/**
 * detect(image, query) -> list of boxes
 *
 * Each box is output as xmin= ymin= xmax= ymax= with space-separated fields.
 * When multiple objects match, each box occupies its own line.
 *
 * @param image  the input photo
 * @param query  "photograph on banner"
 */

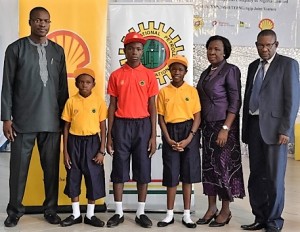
xmin=108 ymin=3 xmax=194 ymax=211
xmin=19 ymin=0 xmax=108 ymax=211
xmin=193 ymin=0 xmax=299 ymax=48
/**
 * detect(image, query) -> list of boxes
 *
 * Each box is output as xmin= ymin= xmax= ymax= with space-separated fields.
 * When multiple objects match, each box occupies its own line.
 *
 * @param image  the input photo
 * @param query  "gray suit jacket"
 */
xmin=242 ymin=53 xmax=300 ymax=144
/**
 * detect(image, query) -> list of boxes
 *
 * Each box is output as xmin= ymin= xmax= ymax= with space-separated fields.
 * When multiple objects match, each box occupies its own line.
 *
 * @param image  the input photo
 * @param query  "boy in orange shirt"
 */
xmin=106 ymin=32 xmax=159 ymax=228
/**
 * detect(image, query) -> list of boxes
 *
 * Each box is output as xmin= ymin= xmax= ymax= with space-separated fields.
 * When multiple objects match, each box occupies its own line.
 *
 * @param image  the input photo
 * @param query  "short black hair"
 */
xmin=257 ymin=29 xmax=277 ymax=41
xmin=206 ymin=35 xmax=232 ymax=60
xmin=29 ymin=7 xmax=50 ymax=19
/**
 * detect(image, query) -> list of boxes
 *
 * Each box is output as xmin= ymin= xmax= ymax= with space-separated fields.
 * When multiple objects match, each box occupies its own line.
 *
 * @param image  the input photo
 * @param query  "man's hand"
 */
xmin=3 ymin=120 xmax=17 ymax=142
xmin=278 ymin=134 xmax=289 ymax=145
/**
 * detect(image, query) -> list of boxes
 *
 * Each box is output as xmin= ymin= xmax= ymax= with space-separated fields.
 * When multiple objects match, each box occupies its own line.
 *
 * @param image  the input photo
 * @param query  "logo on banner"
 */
xmin=194 ymin=16 xmax=204 ymax=30
xmin=259 ymin=19 xmax=274 ymax=30
xmin=212 ymin=20 xmax=235 ymax=27
xmin=239 ymin=21 xmax=251 ymax=29
xmin=119 ymin=22 xmax=184 ymax=86
xmin=48 ymin=30 xmax=91 ymax=78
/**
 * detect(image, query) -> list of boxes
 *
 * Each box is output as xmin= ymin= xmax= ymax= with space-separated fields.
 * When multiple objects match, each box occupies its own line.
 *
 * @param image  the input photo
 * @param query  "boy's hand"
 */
xmin=176 ymin=136 xmax=192 ymax=151
xmin=63 ymin=152 xmax=72 ymax=169
xmin=106 ymin=135 xmax=114 ymax=156
xmin=148 ymin=137 xmax=156 ymax=158
xmin=92 ymin=152 xmax=105 ymax=165
xmin=172 ymin=142 xmax=185 ymax=152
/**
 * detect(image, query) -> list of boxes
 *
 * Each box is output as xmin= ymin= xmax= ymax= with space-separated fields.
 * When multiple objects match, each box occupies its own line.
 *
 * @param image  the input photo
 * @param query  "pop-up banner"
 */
xmin=19 ymin=0 xmax=108 ymax=212
xmin=108 ymin=3 xmax=194 ymax=212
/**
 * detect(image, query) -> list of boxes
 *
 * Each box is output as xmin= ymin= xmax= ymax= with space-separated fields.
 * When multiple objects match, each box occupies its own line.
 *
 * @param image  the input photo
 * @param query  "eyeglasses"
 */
xmin=256 ymin=41 xmax=277 ymax=50
xmin=31 ymin=18 xmax=51 ymax=24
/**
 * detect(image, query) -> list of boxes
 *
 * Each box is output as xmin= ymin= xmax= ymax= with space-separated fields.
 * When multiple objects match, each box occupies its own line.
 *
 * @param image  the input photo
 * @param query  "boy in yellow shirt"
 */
xmin=60 ymin=68 xmax=107 ymax=227
xmin=157 ymin=55 xmax=201 ymax=228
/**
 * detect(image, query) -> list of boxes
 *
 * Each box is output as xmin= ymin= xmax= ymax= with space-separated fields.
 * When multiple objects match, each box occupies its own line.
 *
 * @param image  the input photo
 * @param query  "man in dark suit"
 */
xmin=242 ymin=29 xmax=299 ymax=232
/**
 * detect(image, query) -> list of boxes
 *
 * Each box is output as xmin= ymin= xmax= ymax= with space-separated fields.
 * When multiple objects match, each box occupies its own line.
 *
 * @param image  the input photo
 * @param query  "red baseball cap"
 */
xmin=123 ymin=32 xmax=146 ymax=45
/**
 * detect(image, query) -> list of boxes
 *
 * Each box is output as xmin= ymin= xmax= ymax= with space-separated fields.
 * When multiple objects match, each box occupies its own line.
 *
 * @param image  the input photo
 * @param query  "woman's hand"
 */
xmin=216 ymin=129 xmax=228 ymax=147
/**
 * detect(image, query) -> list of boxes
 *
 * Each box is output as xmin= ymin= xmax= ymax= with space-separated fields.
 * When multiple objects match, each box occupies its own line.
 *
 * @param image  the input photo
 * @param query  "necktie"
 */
xmin=249 ymin=60 xmax=266 ymax=113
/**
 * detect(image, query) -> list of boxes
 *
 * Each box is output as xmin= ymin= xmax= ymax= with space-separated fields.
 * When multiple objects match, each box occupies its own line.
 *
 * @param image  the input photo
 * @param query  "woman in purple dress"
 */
xmin=196 ymin=35 xmax=245 ymax=227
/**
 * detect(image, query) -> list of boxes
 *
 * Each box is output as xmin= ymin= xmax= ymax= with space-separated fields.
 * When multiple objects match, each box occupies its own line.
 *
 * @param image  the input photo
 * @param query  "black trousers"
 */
xmin=247 ymin=115 xmax=287 ymax=229
xmin=7 ymin=132 xmax=61 ymax=218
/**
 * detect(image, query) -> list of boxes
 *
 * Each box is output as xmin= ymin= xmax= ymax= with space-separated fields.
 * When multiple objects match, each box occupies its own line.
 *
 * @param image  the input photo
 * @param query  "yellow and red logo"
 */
xmin=259 ymin=19 xmax=274 ymax=30
xmin=48 ymin=30 xmax=90 ymax=78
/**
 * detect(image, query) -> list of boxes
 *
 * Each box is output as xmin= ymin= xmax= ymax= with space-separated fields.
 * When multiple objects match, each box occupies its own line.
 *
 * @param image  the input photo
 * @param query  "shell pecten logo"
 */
xmin=259 ymin=19 xmax=274 ymax=30
xmin=48 ymin=30 xmax=90 ymax=78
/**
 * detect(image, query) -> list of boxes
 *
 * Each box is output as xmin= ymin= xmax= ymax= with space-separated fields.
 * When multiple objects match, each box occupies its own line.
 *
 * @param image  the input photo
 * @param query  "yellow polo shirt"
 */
xmin=157 ymin=82 xmax=201 ymax=123
xmin=61 ymin=92 xmax=107 ymax=136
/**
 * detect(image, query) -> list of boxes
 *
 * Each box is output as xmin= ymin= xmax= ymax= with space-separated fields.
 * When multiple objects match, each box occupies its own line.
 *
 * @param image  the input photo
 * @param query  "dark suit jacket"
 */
xmin=242 ymin=53 xmax=300 ymax=144
xmin=197 ymin=62 xmax=241 ymax=122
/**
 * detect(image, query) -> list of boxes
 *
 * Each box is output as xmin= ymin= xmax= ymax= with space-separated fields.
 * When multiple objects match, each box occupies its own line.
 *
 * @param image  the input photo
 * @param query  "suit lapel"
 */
xmin=246 ymin=60 xmax=260 ymax=98
xmin=261 ymin=53 xmax=279 ymax=89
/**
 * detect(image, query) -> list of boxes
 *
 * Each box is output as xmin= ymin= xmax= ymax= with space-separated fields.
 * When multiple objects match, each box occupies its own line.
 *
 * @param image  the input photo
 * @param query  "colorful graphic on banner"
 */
xmin=19 ymin=0 xmax=107 ymax=210
xmin=117 ymin=23 xmax=186 ymax=86
xmin=194 ymin=0 xmax=300 ymax=48
xmin=108 ymin=3 xmax=194 ymax=211
xmin=109 ymin=4 xmax=193 ymax=88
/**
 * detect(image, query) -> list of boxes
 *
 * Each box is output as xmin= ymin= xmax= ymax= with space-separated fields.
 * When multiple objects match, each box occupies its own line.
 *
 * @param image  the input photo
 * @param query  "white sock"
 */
xmin=162 ymin=209 xmax=174 ymax=222
xmin=86 ymin=204 xmax=95 ymax=219
xmin=136 ymin=202 xmax=145 ymax=217
xmin=183 ymin=209 xmax=193 ymax=223
xmin=115 ymin=201 xmax=123 ymax=217
xmin=72 ymin=202 xmax=80 ymax=219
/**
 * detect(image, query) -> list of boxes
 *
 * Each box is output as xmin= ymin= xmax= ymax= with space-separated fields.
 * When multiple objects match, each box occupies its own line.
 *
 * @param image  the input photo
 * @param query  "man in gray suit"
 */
xmin=241 ymin=29 xmax=299 ymax=232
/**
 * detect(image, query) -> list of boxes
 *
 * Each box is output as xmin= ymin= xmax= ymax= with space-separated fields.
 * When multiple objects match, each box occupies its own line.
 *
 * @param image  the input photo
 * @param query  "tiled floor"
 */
xmin=0 ymin=151 xmax=299 ymax=231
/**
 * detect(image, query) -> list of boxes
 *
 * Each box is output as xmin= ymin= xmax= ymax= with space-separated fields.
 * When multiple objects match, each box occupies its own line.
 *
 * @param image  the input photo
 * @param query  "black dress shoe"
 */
xmin=135 ymin=214 xmax=152 ymax=228
xmin=241 ymin=222 xmax=266 ymax=230
xmin=107 ymin=214 xmax=124 ymax=227
xmin=4 ymin=215 xmax=20 ymax=227
xmin=84 ymin=215 xmax=105 ymax=227
xmin=209 ymin=212 xmax=232 ymax=227
xmin=60 ymin=215 xmax=82 ymax=227
xmin=182 ymin=219 xmax=197 ymax=228
xmin=196 ymin=209 xmax=219 ymax=225
xmin=157 ymin=218 xmax=174 ymax=227
xmin=44 ymin=213 xmax=61 ymax=224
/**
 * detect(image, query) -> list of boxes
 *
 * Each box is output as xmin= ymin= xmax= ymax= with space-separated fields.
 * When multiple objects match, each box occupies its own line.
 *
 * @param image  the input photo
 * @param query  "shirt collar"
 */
xmin=123 ymin=62 xmax=144 ymax=71
xmin=260 ymin=52 xmax=276 ymax=64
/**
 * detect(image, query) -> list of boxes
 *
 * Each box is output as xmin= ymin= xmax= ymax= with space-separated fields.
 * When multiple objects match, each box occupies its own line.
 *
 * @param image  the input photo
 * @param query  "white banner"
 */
xmin=0 ymin=0 xmax=18 ymax=146
xmin=194 ymin=0 xmax=300 ymax=48
xmin=108 ymin=3 xmax=194 ymax=211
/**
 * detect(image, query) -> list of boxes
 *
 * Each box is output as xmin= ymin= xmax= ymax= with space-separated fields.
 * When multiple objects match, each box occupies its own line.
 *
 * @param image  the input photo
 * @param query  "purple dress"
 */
xmin=197 ymin=61 xmax=245 ymax=201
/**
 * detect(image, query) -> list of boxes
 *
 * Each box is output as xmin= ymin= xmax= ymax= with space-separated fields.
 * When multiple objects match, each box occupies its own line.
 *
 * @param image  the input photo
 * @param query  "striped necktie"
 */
xmin=249 ymin=60 xmax=267 ymax=113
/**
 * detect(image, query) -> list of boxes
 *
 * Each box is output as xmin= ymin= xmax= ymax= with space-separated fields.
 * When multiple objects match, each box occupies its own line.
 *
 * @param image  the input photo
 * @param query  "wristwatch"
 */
xmin=98 ymin=151 xmax=106 ymax=156
xmin=222 ymin=125 xmax=230 ymax=131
